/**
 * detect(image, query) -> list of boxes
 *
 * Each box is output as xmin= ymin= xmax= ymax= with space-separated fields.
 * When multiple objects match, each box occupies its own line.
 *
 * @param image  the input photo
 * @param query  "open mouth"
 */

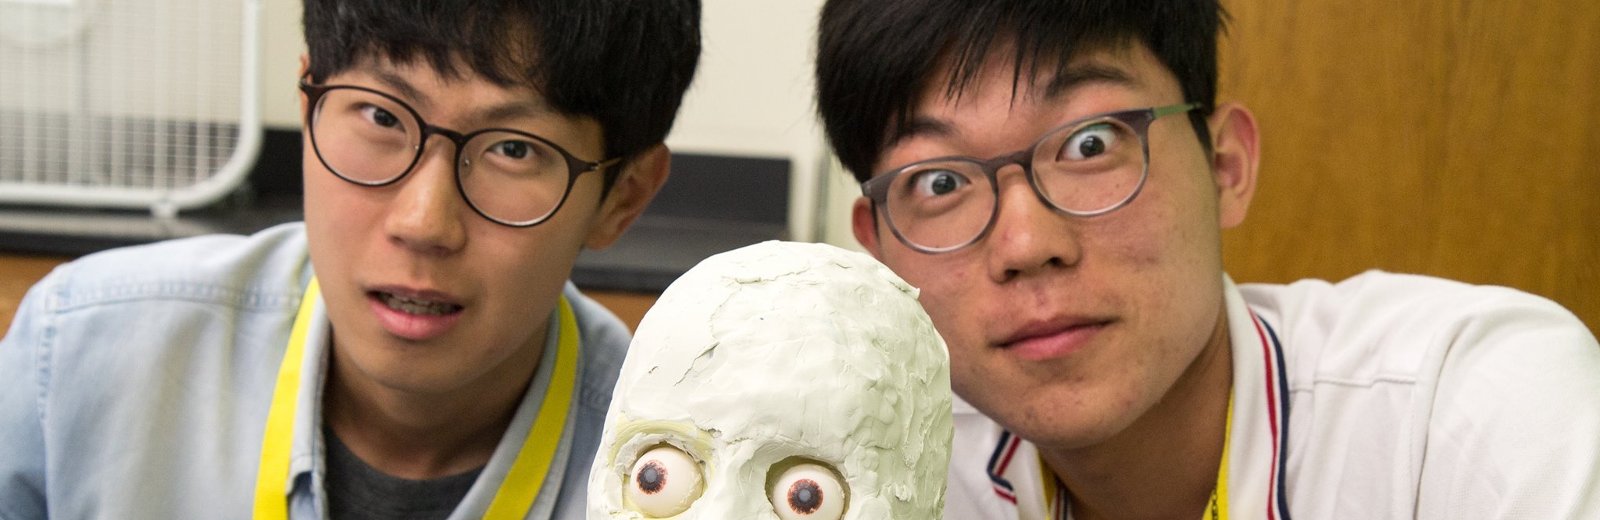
xmin=373 ymin=291 xmax=463 ymax=316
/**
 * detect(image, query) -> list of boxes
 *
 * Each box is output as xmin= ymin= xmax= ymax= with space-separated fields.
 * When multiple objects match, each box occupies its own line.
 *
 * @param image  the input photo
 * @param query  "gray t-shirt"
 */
xmin=324 ymin=426 xmax=483 ymax=520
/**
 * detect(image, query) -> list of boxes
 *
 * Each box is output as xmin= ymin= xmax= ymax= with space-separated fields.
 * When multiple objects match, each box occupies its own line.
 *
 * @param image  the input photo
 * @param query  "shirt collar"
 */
xmin=1222 ymin=275 xmax=1294 ymax=519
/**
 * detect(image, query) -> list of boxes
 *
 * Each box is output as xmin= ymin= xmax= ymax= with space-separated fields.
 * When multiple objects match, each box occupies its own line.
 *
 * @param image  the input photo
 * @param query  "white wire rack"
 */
xmin=0 ymin=0 xmax=261 ymax=218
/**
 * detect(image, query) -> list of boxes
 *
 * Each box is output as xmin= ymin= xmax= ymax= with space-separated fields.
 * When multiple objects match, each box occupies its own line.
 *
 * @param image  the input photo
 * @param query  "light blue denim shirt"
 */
xmin=0 ymin=223 xmax=630 ymax=519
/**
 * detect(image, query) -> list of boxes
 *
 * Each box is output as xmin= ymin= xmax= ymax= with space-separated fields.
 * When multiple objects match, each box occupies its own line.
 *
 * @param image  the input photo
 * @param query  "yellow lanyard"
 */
xmin=1043 ymin=397 xmax=1233 ymax=520
xmin=1209 ymin=396 xmax=1233 ymax=520
xmin=252 ymin=278 xmax=581 ymax=519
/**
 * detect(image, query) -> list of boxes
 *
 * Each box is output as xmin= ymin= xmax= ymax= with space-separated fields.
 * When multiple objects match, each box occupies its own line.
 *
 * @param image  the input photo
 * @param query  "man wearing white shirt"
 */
xmin=814 ymin=0 xmax=1600 ymax=518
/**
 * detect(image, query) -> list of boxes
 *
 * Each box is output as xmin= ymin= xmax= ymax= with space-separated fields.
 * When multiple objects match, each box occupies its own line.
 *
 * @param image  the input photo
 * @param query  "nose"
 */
xmin=383 ymin=137 xmax=468 ymax=255
xmin=985 ymin=164 xmax=1083 ymax=283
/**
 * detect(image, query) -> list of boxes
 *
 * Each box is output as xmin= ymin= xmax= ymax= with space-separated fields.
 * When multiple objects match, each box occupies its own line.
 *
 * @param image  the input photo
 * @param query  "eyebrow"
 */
xmin=372 ymin=70 xmax=427 ymax=106
xmin=1042 ymin=62 xmax=1140 ymax=99
xmin=369 ymin=68 xmax=554 ymax=124
xmin=889 ymin=62 xmax=1142 ymax=145
xmin=473 ymin=101 xmax=552 ymax=123
xmin=894 ymin=117 xmax=956 ymax=143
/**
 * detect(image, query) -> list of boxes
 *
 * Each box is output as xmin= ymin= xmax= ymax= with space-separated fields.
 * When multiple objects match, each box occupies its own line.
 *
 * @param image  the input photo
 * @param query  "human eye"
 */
xmin=625 ymin=445 xmax=704 ymax=517
xmin=768 ymin=461 xmax=846 ymax=520
xmin=1058 ymin=122 xmax=1122 ymax=161
xmin=470 ymin=133 xmax=563 ymax=180
xmin=358 ymin=104 xmax=404 ymax=130
xmin=907 ymin=168 xmax=970 ymax=198
xmin=487 ymin=139 xmax=537 ymax=161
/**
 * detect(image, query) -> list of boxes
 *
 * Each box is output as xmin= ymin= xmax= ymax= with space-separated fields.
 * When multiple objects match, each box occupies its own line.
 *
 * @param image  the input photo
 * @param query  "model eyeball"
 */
xmin=626 ymin=445 xmax=703 ymax=517
xmin=769 ymin=462 xmax=846 ymax=520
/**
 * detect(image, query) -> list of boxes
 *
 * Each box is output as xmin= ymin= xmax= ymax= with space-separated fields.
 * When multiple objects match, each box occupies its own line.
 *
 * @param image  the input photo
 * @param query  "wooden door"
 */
xmin=1219 ymin=1 xmax=1599 ymax=334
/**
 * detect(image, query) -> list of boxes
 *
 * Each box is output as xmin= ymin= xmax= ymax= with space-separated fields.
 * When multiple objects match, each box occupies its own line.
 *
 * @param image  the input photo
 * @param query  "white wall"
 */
xmin=2 ymin=0 xmax=256 ymax=121
xmin=257 ymin=0 xmax=858 ymax=248
xmin=259 ymin=0 xmax=303 ymax=129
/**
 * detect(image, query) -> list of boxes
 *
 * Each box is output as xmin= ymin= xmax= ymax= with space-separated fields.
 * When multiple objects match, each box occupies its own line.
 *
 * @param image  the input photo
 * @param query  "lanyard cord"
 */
xmin=252 ymin=279 xmax=579 ymax=519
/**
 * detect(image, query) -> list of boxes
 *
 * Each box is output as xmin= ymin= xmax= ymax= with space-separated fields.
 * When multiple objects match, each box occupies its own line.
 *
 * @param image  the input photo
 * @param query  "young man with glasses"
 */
xmin=816 ymin=0 xmax=1600 ymax=518
xmin=0 ymin=1 xmax=698 ymax=518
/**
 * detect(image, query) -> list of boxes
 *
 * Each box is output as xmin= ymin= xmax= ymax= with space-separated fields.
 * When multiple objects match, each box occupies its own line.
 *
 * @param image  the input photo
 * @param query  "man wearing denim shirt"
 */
xmin=0 ymin=1 xmax=699 ymax=518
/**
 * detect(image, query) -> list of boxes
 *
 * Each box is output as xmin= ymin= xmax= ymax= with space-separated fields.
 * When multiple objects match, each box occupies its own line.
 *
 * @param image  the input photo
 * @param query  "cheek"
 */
xmin=303 ymin=162 xmax=382 ymax=233
xmin=303 ymin=188 xmax=353 ymax=266
xmin=877 ymin=252 xmax=974 ymax=325
xmin=477 ymin=242 xmax=549 ymax=294
xmin=304 ymin=188 xmax=384 ymax=278
xmin=471 ymin=230 xmax=577 ymax=319
xmin=1095 ymin=171 xmax=1223 ymax=274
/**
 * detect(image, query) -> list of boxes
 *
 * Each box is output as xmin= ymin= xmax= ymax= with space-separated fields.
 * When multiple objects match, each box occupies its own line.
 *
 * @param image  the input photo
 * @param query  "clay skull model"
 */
xmin=587 ymin=241 xmax=952 ymax=519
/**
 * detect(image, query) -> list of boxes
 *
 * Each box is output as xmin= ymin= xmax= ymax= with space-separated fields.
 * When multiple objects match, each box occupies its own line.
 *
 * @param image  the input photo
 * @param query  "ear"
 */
xmin=297 ymin=54 xmax=311 ymax=116
xmin=585 ymin=144 xmax=671 ymax=249
xmin=1207 ymin=102 xmax=1260 ymax=229
xmin=851 ymin=196 xmax=884 ymax=256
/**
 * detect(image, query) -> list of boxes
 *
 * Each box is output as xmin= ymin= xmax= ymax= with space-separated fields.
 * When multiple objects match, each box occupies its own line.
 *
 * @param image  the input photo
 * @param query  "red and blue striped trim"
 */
xmin=1250 ymin=310 xmax=1293 ymax=520
xmin=986 ymin=430 xmax=1023 ymax=503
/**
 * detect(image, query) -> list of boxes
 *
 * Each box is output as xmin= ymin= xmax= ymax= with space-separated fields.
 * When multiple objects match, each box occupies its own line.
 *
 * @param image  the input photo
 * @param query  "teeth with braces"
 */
xmin=380 ymin=293 xmax=461 ymax=316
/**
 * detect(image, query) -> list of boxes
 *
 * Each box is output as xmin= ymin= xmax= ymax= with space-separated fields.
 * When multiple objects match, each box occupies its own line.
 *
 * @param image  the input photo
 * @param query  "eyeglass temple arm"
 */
xmin=589 ymin=157 xmax=624 ymax=172
xmin=1153 ymin=102 xmax=1203 ymax=118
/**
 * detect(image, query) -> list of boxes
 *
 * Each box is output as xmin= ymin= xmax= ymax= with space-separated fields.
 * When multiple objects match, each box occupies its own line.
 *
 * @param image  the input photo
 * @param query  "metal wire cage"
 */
xmin=0 ymin=0 xmax=261 ymax=218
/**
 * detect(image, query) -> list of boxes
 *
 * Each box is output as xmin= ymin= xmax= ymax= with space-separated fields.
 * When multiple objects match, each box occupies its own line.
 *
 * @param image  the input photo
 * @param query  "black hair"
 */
xmin=816 ymin=0 xmax=1225 ymax=182
xmin=303 ymin=0 xmax=701 ymax=183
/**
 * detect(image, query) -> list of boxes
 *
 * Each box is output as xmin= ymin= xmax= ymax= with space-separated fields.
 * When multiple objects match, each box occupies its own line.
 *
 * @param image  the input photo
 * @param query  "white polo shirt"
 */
xmin=945 ymin=271 xmax=1600 ymax=519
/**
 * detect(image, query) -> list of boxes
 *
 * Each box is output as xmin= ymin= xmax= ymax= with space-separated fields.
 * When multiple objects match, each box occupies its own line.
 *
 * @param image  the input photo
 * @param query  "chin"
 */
xmin=346 ymin=350 xmax=465 ymax=393
xmin=994 ymin=387 xmax=1137 ymax=448
xmin=1016 ymin=414 xmax=1128 ymax=450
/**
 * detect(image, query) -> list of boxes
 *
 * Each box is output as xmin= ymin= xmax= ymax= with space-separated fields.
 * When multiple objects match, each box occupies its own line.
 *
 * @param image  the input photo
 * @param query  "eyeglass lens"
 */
xmin=880 ymin=115 xmax=1146 ymax=251
xmin=309 ymin=88 xmax=574 ymax=225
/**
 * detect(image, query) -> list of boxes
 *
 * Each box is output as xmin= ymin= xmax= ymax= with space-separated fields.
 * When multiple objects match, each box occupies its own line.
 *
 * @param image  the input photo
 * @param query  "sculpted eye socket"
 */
xmin=626 ymin=445 xmax=703 ymax=517
xmin=768 ymin=462 xmax=847 ymax=520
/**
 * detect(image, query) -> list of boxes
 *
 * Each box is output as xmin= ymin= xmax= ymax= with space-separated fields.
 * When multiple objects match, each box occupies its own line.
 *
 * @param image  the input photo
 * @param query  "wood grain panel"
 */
xmin=0 ymin=255 xmax=67 ymax=332
xmin=1218 ymin=0 xmax=1599 ymax=333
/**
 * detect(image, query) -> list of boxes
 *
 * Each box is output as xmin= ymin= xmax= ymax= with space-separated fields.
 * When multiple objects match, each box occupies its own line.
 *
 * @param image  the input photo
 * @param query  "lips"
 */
xmin=996 ymin=317 xmax=1114 ymax=362
xmin=376 ymin=291 xmax=463 ymax=316
xmin=365 ymin=286 xmax=465 ymax=341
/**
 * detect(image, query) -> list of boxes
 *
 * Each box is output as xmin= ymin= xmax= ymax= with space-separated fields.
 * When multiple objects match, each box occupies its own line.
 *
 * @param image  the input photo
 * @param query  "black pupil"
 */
xmin=1077 ymin=135 xmax=1105 ymax=157
xmin=930 ymin=173 xmax=958 ymax=195
xmin=787 ymin=479 xmax=823 ymax=514
xmin=373 ymin=108 xmax=399 ymax=128
xmin=497 ymin=142 xmax=529 ymax=159
xmin=637 ymin=461 xmax=665 ymax=494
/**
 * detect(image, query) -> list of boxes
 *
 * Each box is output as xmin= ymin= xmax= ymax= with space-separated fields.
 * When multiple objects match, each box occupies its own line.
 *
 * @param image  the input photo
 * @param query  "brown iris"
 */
xmin=787 ymin=478 xmax=824 ymax=513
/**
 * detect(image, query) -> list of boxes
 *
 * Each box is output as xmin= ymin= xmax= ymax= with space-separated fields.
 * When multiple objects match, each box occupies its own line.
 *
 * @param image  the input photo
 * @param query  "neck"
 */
xmin=323 ymin=335 xmax=546 ymax=480
xmin=1042 ymin=302 xmax=1234 ymax=520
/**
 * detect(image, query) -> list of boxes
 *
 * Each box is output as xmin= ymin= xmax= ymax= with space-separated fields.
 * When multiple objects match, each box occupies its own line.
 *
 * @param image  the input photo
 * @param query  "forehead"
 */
xmin=327 ymin=54 xmax=547 ymax=109
xmin=912 ymin=42 xmax=1181 ymax=124
xmin=624 ymin=328 xmax=892 ymax=442
xmin=616 ymin=243 xmax=939 ymax=435
xmin=872 ymin=43 xmax=1181 ymax=172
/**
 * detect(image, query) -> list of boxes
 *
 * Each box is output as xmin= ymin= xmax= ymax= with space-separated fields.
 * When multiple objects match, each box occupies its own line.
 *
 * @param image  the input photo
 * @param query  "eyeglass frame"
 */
xmin=298 ymin=75 xmax=622 ymax=228
xmin=860 ymin=102 xmax=1202 ymax=254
